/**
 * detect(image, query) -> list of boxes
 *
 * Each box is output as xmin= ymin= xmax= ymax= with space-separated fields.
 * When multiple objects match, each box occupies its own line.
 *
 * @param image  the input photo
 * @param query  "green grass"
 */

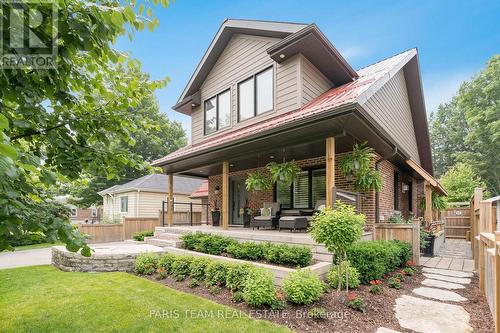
xmin=14 ymin=242 xmax=63 ymax=251
xmin=0 ymin=266 xmax=290 ymax=333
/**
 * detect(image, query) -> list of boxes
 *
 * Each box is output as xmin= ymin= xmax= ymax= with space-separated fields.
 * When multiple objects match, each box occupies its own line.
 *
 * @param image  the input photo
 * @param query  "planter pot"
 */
xmin=211 ymin=211 xmax=220 ymax=226
xmin=243 ymin=212 xmax=251 ymax=228
xmin=422 ymin=233 xmax=445 ymax=257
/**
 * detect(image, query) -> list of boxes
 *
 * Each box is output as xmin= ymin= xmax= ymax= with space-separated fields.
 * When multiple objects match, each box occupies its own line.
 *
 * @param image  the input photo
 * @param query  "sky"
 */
xmin=116 ymin=0 xmax=500 ymax=141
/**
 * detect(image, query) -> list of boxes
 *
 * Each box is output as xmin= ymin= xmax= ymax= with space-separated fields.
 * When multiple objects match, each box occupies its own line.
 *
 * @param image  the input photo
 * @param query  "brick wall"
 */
xmin=207 ymin=153 xmax=419 ymax=228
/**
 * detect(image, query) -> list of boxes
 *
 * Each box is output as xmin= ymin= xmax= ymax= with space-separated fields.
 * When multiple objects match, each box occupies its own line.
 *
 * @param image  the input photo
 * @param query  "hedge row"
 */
xmin=181 ymin=232 xmax=312 ymax=268
xmin=134 ymin=252 xmax=325 ymax=308
xmin=347 ymin=240 xmax=412 ymax=283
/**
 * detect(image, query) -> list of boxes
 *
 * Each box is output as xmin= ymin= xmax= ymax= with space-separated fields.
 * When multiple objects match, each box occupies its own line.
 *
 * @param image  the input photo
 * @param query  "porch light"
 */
xmin=191 ymin=103 xmax=196 ymax=107
xmin=269 ymin=155 xmax=274 ymax=159
xmin=230 ymin=163 xmax=234 ymax=167
xmin=214 ymin=186 xmax=220 ymax=195
xmin=279 ymin=54 xmax=286 ymax=59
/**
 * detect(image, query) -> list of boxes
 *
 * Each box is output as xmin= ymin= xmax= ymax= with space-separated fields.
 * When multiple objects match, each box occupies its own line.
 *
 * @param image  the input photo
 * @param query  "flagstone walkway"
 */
xmin=377 ymin=239 xmax=477 ymax=333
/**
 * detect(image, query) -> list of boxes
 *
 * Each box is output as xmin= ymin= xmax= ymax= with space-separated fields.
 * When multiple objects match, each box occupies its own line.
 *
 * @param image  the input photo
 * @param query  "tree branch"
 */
xmin=10 ymin=122 xmax=68 ymax=140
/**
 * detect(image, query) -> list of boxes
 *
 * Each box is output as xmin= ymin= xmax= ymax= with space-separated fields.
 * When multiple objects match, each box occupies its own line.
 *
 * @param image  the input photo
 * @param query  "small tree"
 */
xmin=440 ymin=162 xmax=487 ymax=202
xmin=309 ymin=202 xmax=365 ymax=292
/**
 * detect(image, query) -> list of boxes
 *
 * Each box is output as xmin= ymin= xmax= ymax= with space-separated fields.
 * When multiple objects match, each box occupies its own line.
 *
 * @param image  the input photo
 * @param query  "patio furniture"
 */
xmin=279 ymin=216 xmax=308 ymax=232
xmin=250 ymin=202 xmax=281 ymax=230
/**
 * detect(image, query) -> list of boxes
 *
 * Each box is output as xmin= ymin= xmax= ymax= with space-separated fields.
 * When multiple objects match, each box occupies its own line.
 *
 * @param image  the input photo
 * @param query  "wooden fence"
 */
xmin=444 ymin=207 xmax=471 ymax=239
xmin=78 ymin=224 xmax=124 ymax=243
xmin=122 ymin=217 xmax=160 ymax=240
xmin=470 ymin=188 xmax=500 ymax=333
xmin=374 ymin=219 xmax=420 ymax=265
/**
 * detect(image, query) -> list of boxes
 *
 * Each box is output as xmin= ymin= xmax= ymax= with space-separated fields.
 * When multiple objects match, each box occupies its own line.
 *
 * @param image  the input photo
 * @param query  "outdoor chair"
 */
xmin=250 ymin=202 xmax=281 ymax=230
xmin=278 ymin=216 xmax=308 ymax=232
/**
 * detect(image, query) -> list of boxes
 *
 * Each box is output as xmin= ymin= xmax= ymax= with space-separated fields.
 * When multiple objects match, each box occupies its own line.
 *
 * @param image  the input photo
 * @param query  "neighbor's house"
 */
xmin=98 ymin=174 xmax=205 ymax=221
xmin=153 ymin=19 xmax=446 ymax=229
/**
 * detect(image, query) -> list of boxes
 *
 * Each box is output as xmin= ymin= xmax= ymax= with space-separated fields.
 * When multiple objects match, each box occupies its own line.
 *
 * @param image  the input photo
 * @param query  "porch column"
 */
xmin=424 ymin=181 xmax=432 ymax=225
xmin=326 ymin=137 xmax=336 ymax=207
xmin=168 ymin=173 xmax=174 ymax=226
xmin=222 ymin=161 xmax=229 ymax=230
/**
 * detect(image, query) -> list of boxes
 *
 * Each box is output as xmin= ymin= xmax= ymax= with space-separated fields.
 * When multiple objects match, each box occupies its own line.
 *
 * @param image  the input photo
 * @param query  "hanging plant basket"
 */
xmin=266 ymin=161 xmax=301 ymax=186
xmin=245 ymin=171 xmax=272 ymax=192
xmin=340 ymin=142 xmax=382 ymax=192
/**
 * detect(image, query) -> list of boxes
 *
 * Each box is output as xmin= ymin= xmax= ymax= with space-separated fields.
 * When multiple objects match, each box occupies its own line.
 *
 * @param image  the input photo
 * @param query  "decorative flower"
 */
xmin=347 ymin=292 xmax=357 ymax=301
xmin=406 ymin=261 xmax=415 ymax=267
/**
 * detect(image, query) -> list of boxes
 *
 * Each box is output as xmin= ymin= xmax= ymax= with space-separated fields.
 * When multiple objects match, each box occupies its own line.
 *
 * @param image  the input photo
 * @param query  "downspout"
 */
xmin=375 ymin=148 xmax=398 ymax=223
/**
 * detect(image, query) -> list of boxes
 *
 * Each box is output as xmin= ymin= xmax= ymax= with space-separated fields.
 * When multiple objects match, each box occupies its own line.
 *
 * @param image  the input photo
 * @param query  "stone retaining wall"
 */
xmin=51 ymin=245 xmax=165 ymax=272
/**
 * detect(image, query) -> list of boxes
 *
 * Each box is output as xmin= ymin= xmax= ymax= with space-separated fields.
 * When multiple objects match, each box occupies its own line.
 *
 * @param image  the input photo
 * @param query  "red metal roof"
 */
xmin=190 ymin=181 xmax=208 ymax=198
xmin=154 ymin=49 xmax=415 ymax=166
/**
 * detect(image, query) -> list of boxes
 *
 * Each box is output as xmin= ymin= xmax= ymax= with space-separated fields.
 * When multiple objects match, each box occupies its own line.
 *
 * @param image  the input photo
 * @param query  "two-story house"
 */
xmin=153 ymin=19 xmax=446 ymax=230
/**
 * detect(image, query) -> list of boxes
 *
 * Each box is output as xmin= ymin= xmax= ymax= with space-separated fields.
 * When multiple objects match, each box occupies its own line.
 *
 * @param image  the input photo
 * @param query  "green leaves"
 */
xmin=0 ymin=143 xmax=17 ymax=159
xmin=0 ymin=114 xmax=9 ymax=130
xmin=339 ymin=143 xmax=382 ymax=192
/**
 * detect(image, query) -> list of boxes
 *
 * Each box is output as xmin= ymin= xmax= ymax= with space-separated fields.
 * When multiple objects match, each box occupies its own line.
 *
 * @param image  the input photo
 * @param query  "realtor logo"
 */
xmin=0 ymin=0 xmax=57 ymax=69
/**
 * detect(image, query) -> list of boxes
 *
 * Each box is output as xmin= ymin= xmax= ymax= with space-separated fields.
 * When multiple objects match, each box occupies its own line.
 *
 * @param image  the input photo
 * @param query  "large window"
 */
xmin=238 ymin=67 xmax=273 ymax=121
xmin=276 ymin=168 xmax=326 ymax=209
xmin=204 ymin=89 xmax=231 ymax=135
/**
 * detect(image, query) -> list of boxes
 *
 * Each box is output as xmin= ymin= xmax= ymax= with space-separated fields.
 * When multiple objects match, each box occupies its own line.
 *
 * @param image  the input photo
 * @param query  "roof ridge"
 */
xmin=356 ymin=47 xmax=416 ymax=73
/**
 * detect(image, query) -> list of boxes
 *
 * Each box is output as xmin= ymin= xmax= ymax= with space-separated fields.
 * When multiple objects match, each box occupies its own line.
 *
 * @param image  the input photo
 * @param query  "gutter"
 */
xmin=375 ymin=148 xmax=398 ymax=224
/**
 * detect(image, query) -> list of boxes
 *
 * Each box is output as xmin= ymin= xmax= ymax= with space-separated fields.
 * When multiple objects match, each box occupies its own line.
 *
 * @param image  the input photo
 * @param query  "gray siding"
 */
xmin=300 ymin=55 xmax=333 ymax=105
xmin=363 ymin=70 xmax=421 ymax=164
xmin=191 ymin=34 xmax=302 ymax=144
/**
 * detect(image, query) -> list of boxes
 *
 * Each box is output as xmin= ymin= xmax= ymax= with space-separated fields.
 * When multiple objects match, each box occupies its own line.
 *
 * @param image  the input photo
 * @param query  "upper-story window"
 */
xmin=238 ymin=67 xmax=273 ymax=122
xmin=204 ymin=89 xmax=231 ymax=135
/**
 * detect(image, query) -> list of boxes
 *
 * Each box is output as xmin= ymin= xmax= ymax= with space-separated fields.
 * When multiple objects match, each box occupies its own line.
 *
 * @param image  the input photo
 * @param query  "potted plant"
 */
xmin=339 ymin=143 xmax=382 ymax=192
xmin=239 ymin=204 xmax=253 ymax=227
xmin=211 ymin=208 xmax=221 ymax=226
xmin=266 ymin=160 xmax=301 ymax=186
xmin=245 ymin=171 xmax=272 ymax=192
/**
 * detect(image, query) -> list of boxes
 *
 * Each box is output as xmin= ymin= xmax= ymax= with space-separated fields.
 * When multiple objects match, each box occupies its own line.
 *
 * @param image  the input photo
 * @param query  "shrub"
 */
xmin=264 ymin=243 xmax=312 ymax=268
xmin=205 ymin=261 xmax=230 ymax=287
xmin=326 ymin=261 xmax=360 ymax=289
xmin=393 ymin=272 xmax=405 ymax=282
xmin=156 ymin=267 xmax=168 ymax=280
xmin=403 ymin=267 xmax=415 ymax=276
xmin=226 ymin=242 xmax=264 ymax=261
xmin=226 ymin=263 xmax=254 ymax=292
xmin=188 ymin=280 xmax=200 ymax=288
xmin=231 ymin=291 xmax=244 ymax=303
xmin=9 ymin=232 xmax=47 ymax=247
xmin=134 ymin=252 xmax=159 ymax=275
xmin=347 ymin=240 xmax=412 ymax=284
xmin=388 ymin=277 xmax=401 ymax=289
xmin=208 ymin=285 xmax=222 ymax=295
xmin=269 ymin=298 xmax=287 ymax=310
xmin=347 ymin=293 xmax=365 ymax=312
xmin=243 ymin=269 xmax=276 ymax=307
xmin=282 ymin=269 xmax=325 ymax=305
xmin=189 ymin=257 xmax=210 ymax=283
xmin=181 ymin=232 xmax=237 ymax=255
xmin=171 ymin=256 xmax=194 ymax=281
xmin=158 ymin=253 xmax=177 ymax=274
xmin=308 ymin=307 xmax=327 ymax=320
xmin=132 ymin=230 xmax=154 ymax=241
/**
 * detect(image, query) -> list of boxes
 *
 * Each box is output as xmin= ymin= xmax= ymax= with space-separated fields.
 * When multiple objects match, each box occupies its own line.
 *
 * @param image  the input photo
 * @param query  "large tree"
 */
xmin=0 ymin=1 xmax=171 ymax=254
xmin=68 ymin=94 xmax=187 ymax=207
xmin=429 ymin=55 xmax=499 ymax=195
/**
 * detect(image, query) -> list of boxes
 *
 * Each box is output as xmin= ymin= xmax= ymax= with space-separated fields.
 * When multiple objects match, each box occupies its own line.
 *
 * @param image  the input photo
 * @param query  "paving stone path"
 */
xmin=376 ymin=265 xmax=474 ymax=332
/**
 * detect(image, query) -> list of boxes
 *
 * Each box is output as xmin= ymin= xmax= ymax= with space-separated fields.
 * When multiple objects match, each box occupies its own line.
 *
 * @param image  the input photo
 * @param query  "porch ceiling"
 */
xmin=164 ymin=109 xmax=412 ymax=177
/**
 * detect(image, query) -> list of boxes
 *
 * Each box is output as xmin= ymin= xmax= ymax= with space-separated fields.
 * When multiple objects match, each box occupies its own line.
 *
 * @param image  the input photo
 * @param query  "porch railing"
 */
xmin=332 ymin=187 xmax=361 ymax=212
xmin=161 ymin=199 xmax=210 ymax=227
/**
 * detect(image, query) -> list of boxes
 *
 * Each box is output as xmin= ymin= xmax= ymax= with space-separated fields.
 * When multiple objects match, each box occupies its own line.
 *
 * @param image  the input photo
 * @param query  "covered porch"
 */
xmin=155 ymin=109 xmax=446 ymax=231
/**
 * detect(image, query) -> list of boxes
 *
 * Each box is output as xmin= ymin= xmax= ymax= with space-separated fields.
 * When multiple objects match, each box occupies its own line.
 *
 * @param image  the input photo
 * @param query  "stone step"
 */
xmin=153 ymin=232 xmax=182 ymax=241
xmin=144 ymin=237 xmax=182 ymax=248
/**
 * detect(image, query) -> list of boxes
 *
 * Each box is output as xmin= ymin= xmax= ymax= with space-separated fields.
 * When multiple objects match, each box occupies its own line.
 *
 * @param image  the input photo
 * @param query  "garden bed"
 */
xmin=162 ymin=247 xmax=330 ymax=285
xmin=142 ymin=268 xmax=493 ymax=333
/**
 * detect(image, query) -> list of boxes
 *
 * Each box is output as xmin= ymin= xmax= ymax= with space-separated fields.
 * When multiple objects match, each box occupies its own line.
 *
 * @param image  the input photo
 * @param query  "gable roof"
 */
xmin=174 ymin=19 xmax=357 ymax=115
xmin=98 ymin=174 xmax=205 ymax=196
xmin=154 ymin=49 xmax=432 ymax=172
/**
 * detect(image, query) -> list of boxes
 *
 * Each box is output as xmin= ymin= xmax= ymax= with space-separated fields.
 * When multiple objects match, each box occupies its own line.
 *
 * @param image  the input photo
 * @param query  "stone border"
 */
xmin=162 ymin=247 xmax=331 ymax=286
xmin=51 ymin=246 xmax=165 ymax=272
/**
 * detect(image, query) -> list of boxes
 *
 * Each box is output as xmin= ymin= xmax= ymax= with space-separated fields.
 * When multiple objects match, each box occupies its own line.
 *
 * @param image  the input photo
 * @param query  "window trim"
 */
xmin=274 ymin=166 xmax=326 ymax=209
xmin=120 ymin=196 xmax=129 ymax=213
xmin=237 ymin=66 xmax=274 ymax=122
xmin=203 ymin=88 xmax=231 ymax=136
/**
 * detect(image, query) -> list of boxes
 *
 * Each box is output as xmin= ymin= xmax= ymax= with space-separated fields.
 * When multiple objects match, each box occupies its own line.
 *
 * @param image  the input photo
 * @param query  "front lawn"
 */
xmin=14 ymin=242 xmax=63 ymax=251
xmin=0 ymin=266 xmax=290 ymax=333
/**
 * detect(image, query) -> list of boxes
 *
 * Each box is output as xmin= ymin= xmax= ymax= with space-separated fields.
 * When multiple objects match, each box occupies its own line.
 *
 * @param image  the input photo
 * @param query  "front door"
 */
xmin=230 ymin=177 xmax=248 ymax=226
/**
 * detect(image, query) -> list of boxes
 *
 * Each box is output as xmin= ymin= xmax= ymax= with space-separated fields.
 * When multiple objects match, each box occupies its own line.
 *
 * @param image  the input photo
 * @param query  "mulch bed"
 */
xmin=139 ymin=267 xmax=493 ymax=333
